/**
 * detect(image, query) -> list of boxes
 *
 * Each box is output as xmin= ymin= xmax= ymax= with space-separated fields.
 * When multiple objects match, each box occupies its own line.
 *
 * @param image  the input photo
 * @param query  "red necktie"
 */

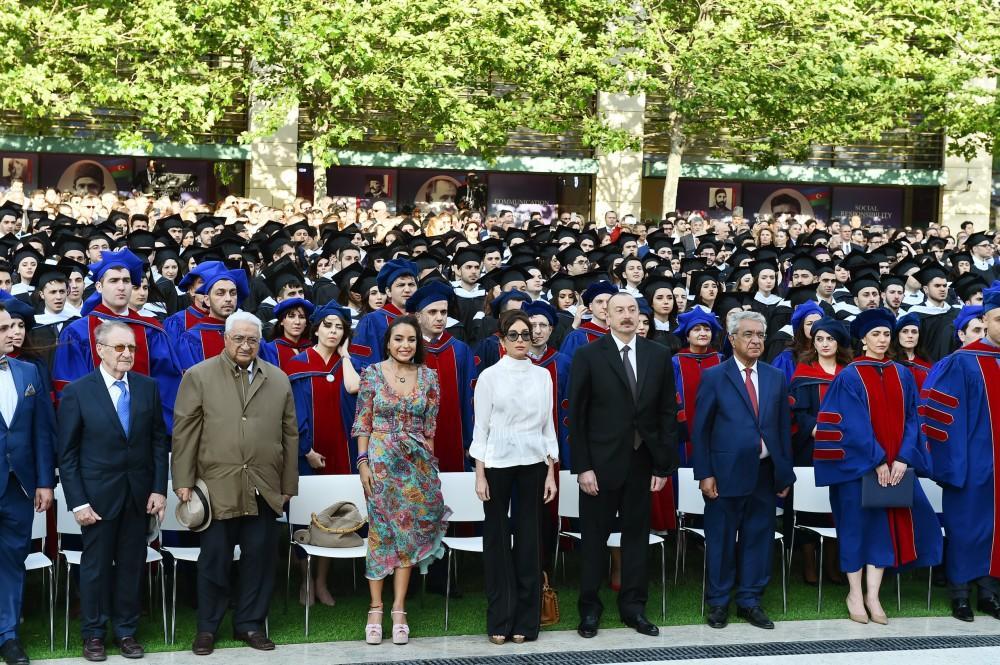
xmin=745 ymin=367 xmax=762 ymax=454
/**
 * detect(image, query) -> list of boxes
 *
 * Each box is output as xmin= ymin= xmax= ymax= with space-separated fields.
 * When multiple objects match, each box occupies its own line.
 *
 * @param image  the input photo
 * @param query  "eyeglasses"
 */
xmin=99 ymin=343 xmax=136 ymax=353
xmin=228 ymin=335 xmax=260 ymax=347
xmin=504 ymin=331 xmax=533 ymax=342
xmin=572 ymin=258 xmax=590 ymax=266
xmin=736 ymin=332 xmax=766 ymax=341
xmin=530 ymin=322 xmax=551 ymax=330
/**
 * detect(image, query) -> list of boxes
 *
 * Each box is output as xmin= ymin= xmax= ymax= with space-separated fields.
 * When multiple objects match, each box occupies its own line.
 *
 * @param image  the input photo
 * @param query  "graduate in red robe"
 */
xmin=285 ymin=302 xmax=364 ymax=606
xmin=814 ymin=308 xmax=942 ymax=625
xmin=260 ymin=298 xmax=313 ymax=370
xmin=921 ymin=284 xmax=1000 ymax=621
xmin=406 ymin=281 xmax=476 ymax=472
xmin=176 ymin=268 xmax=250 ymax=370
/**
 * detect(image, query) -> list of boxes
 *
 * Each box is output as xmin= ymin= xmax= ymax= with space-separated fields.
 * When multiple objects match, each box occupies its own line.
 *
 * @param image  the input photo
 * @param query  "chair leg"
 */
xmin=352 ymin=558 xmax=357 ymax=591
xmin=64 ymin=561 xmax=71 ymax=650
xmin=160 ymin=565 xmax=167 ymax=644
xmin=673 ymin=525 xmax=683 ymax=584
xmin=285 ymin=541 xmax=293 ymax=612
xmin=553 ymin=536 xmax=561 ymax=578
xmin=780 ymin=540 xmax=787 ymax=614
xmin=304 ymin=555 xmax=312 ymax=637
xmin=444 ymin=550 xmax=453 ymax=630
xmin=896 ymin=572 xmax=901 ymax=612
xmin=170 ymin=560 xmax=178 ymax=645
xmin=927 ymin=567 xmax=933 ymax=610
xmin=700 ymin=543 xmax=706 ymax=617
xmin=660 ymin=541 xmax=666 ymax=621
xmin=48 ymin=567 xmax=54 ymax=651
xmin=817 ymin=538 xmax=824 ymax=613
xmin=147 ymin=565 xmax=153 ymax=616
xmin=788 ymin=525 xmax=796 ymax=570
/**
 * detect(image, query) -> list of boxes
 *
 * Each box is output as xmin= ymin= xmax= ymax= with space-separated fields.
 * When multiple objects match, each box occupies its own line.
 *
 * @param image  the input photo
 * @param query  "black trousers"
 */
xmin=482 ymin=463 xmax=547 ymax=639
xmin=79 ymin=498 xmax=147 ymax=640
xmin=578 ymin=445 xmax=653 ymax=621
xmin=196 ymin=495 xmax=277 ymax=635
xmin=949 ymin=576 xmax=1000 ymax=601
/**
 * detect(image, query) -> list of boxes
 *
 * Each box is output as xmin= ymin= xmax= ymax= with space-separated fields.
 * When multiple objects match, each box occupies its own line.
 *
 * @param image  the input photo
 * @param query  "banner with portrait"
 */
xmin=742 ymin=183 xmax=832 ymax=222
xmin=0 ymin=153 xmax=35 ymax=193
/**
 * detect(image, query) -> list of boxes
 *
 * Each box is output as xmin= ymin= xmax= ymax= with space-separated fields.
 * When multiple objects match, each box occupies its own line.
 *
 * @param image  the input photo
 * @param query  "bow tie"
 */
xmin=0 ymin=356 xmax=9 ymax=371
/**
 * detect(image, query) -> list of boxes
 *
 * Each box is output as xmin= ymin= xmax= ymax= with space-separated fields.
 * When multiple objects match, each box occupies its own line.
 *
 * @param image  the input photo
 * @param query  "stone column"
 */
xmin=940 ymin=77 xmax=995 ymax=231
xmin=593 ymin=92 xmax=645 ymax=222
xmin=245 ymin=102 xmax=299 ymax=208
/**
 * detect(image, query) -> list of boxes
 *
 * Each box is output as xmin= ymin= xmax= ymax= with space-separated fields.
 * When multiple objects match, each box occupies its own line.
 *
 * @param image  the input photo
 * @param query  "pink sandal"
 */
xmin=391 ymin=609 xmax=409 ymax=645
xmin=365 ymin=606 xmax=383 ymax=645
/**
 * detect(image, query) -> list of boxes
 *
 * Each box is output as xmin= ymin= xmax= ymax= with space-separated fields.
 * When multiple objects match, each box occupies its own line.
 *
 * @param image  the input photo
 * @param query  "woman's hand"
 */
xmin=338 ymin=340 xmax=351 ymax=359
xmin=359 ymin=463 xmax=374 ymax=497
xmin=875 ymin=463 xmax=890 ymax=487
xmin=543 ymin=471 xmax=557 ymax=504
xmin=475 ymin=474 xmax=490 ymax=502
xmin=889 ymin=459 xmax=908 ymax=486
xmin=305 ymin=449 xmax=325 ymax=470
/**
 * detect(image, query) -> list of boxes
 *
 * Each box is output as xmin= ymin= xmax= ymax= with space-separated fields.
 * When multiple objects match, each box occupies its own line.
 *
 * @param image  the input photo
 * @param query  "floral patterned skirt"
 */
xmin=365 ymin=431 xmax=451 ymax=580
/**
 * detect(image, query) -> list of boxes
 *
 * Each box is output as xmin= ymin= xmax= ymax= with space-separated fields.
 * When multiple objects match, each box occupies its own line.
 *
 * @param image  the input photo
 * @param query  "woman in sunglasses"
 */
xmin=471 ymin=310 xmax=558 ymax=645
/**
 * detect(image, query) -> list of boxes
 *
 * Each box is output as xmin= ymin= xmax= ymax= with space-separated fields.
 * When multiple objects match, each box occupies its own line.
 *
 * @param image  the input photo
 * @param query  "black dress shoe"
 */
xmin=114 ymin=636 xmax=145 ymax=659
xmin=737 ymin=605 xmax=775 ymax=629
xmin=233 ymin=631 xmax=275 ymax=651
xmin=0 ymin=639 xmax=29 ymax=665
xmin=952 ymin=599 xmax=975 ymax=622
xmin=82 ymin=637 xmax=106 ymax=662
xmin=977 ymin=597 xmax=1000 ymax=619
xmin=623 ymin=614 xmax=659 ymax=636
xmin=577 ymin=615 xmax=599 ymax=638
xmin=706 ymin=605 xmax=728 ymax=629
xmin=192 ymin=632 xmax=215 ymax=656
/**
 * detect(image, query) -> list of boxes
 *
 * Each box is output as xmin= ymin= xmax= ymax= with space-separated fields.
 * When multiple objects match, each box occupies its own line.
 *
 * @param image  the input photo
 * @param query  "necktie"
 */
xmin=239 ymin=367 xmax=251 ymax=406
xmin=114 ymin=380 xmax=130 ymax=437
xmin=623 ymin=345 xmax=640 ymax=450
xmin=744 ymin=367 xmax=763 ymax=455
xmin=622 ymin=345 xmax=638 ymax=400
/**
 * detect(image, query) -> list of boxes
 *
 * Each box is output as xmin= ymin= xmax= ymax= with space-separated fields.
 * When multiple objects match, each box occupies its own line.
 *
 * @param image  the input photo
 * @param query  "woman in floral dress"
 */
xmin=353 ymin=316 xmax=450 ymax=645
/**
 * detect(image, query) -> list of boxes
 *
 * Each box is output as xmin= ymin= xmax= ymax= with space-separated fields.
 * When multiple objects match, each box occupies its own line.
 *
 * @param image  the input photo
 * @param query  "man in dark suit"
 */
xmin=57 ymin=320 xmax=168 ymax=661
xmin=693 ymin=310 xmax=795 ymax=630
xmin=569 ymin=292 xmax=679 ymax=639
xmin=0 ymin=303 xmax=56 ymax=665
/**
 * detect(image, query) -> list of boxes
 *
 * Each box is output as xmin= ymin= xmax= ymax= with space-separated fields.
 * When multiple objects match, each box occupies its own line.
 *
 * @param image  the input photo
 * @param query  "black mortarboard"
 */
xmin=262 ymin=256 xmax=304 ymax=294
xmin=914 ymin=264 xmax=948 ymax=286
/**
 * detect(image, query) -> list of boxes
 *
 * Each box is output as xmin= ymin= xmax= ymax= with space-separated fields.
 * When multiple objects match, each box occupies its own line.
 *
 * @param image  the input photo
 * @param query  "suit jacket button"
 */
xmin=242 ymin=416 xmax=247 ymax=421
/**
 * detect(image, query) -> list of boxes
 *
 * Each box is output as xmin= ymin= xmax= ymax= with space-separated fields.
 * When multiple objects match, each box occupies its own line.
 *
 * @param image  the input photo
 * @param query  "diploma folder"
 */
xmin=861 ymin=468 xmax=915 ymax=509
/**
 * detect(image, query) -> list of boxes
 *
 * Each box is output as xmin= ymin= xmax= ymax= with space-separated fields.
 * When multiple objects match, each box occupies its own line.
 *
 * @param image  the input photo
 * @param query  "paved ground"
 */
xmin=34 ymin=616 xmax=1000 ymax=664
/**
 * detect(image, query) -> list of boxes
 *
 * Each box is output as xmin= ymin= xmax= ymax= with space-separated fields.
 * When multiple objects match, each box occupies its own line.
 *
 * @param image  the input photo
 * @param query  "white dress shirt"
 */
xmin=610 ymin=332 xmax=638 ymax=380
xmin=469 ymin=355 xmax=559 ymax=468
xmin=0 ymin=357 xmax=16 ymax=427
xmin=733 ymin=357 xmax=769 ymax=459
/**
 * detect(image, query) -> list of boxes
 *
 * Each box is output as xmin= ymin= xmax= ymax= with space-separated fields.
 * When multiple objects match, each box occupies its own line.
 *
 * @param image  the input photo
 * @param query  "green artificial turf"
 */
xmin=19 ymin=541 xmax=953 ymax=661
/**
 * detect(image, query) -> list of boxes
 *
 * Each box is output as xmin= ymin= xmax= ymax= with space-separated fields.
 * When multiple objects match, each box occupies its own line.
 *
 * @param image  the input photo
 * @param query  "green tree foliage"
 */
xmin=619 ymin=0 xmax=1000 ymax=213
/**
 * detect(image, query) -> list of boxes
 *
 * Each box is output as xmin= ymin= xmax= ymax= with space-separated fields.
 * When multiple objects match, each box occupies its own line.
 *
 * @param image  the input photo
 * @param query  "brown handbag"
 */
xmin=540 ymin=571 xmax=560 ymax=626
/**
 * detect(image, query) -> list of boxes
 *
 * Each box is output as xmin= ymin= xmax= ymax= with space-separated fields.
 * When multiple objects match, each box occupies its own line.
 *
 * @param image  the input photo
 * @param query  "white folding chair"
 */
xmin=54 ymin=484 xmax=166 ymax=648
xmin=552 ymin=470 xmax=667 ymax=620
xmin=286 ymin=475 xmax=368 ymax=637
xmin=920 ymin=477 xmax=945 ymax=610
xmin=438 ymin=472 xmax=485 ymax=630
xmin=24 ymin=509 xmax=54 ymax=651
xmin=161 ymin=493 xmax=241 ymax=644
xmin=788 ymin=467 xmax=839 ymax=612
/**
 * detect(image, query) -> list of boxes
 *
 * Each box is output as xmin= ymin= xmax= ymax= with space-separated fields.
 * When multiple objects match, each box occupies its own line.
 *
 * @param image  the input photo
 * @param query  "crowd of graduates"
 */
xmin=1 ymin=183 xmax=1000 ymax=641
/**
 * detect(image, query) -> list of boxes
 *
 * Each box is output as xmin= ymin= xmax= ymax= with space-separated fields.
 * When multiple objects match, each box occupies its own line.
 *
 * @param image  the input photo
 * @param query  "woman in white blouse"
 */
xmin=471 ymin=309 xmax=558 ymax=645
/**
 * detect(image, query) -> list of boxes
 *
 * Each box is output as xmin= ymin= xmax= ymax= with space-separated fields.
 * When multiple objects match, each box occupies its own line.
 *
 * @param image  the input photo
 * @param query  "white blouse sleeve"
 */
xmin=468 ymin=368 xmax=493 ymax=463
xmin=539 ymin=370 xmax=559 ymax=462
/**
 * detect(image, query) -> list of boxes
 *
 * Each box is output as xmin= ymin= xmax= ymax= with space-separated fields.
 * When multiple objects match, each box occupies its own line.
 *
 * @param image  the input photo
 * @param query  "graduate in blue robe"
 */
xmin=175 ymin=268 xmax=250 ymax=370
xmin=162 ymin=261 xmax=225 ymax=343
xmin=53 ymin=249 xmax=181 ymax=430
xmin=522 ymin=301 xmax=572 ymax=463
xmin=814 ymin=308 xmax=942 ymax=624
xmin=922 ymin=283 xmax=1000 ymax=620
xmin=771 ymin=301 xmax=825 ymax=384
xmin=557 ymin=280 xmax=617 ymax=357
xmin=258 ymin=297 xmax=314 ymax=370
xmin=352 ymin=258 xmax=418 ymax=363
xmin=406 ymin=281 xmax=477 ymax=472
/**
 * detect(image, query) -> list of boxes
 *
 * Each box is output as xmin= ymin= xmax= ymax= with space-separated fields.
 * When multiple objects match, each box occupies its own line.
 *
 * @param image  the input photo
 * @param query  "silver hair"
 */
xmin=726 ymin=310 xmax=767 ymax=336
xmin=224 ymin=311 xmax=263 ymax=336
xmin=94 ymin=320 xmax=134 ymax=345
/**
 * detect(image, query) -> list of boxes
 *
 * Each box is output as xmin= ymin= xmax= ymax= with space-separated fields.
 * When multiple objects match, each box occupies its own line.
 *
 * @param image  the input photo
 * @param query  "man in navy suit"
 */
xmin=693 ymin=310 xmax=794 ymax=630
xmin=0 ymin=303 xmax=56 ymax=665
xmin=57 ymin=321 xmax=168 ymax=661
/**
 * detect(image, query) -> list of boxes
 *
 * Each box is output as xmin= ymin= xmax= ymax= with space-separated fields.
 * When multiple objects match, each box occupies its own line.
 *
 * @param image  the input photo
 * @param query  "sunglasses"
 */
xmin=504 ymin=331 xmax=532 ymax=342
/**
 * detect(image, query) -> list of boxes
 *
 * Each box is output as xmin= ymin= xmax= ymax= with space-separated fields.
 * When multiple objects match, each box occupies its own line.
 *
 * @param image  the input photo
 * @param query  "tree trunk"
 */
xmin=660 ymin=112 xmax=685 ymax=218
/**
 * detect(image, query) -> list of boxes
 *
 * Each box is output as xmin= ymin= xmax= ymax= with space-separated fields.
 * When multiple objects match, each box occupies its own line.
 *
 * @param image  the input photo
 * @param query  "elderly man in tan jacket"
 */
xmin=172 ymin=311 xmax=298 ymax=656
